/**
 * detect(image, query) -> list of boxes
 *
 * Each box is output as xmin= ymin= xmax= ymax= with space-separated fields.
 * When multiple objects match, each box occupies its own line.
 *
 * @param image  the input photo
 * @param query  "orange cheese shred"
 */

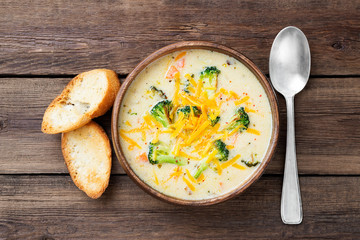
xmin=186 ymin=169 xmax=197 ymax=183
xmin=234 ymin=96 xmax=250 ymax=105
xmin=214 ymin=160 xmax=222 ymax=175
xmin=153 ymin=170 xmax=159 ymax=185
xmin=183 ymin=176 xmax=195 ymax=191
xmin=247 ymin=128 xmax=261 ymax=135
xmin=245 ymin=107 xmax=257 ymax=113
xmin=232 ymin=163 xmax=246 ymax=170
xmin=197 ymin=173 xmax=205 ymax=182
xmin=221 ymin=154 xmax=241 ymax=169
xmin=120 ymin=132 xmax=141 ymax=149
xmin=186 ymin=120 xmax=210 ymax=144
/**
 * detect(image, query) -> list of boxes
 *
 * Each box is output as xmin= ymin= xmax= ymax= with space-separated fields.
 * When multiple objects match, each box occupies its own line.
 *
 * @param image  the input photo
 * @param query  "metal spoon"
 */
xmin=269 ymin=26 xmax=311 ymax=224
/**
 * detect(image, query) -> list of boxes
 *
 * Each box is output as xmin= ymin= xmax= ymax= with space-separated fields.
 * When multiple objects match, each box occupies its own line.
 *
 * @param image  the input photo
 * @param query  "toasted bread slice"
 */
xmin=61 ymin=121 xmax=111 ymax=199
xmin=42 ymin=69 xmax=120 ymax=134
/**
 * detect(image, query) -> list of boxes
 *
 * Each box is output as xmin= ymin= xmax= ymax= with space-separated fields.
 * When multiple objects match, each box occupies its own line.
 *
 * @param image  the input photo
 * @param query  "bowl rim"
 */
xmin=111 ymin=41 xmax=279 ymax=206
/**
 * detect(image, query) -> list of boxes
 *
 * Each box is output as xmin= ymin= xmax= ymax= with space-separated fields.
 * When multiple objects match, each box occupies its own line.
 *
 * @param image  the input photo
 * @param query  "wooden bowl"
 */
xmin=111 ymin=41 xmax=279 ymax=206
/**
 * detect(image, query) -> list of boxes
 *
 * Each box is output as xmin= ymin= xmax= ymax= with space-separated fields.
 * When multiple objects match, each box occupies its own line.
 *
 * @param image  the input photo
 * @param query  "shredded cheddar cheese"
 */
xmin=152 ymin=129 xmax=159 ymax=143
xmin=143 ymin=115 xmax=155 ymax=128
xmin=171 ymin=120 xmax=186 ymax=139
xmin=232 ymin=163 xmax=246 ymax=170
xmin=183 ymin=176 xmax=195 ymax=191
xmin=195 ymin=78 xmax=203 ymax=98
xmin=206 ymin=150 xmax=218 ymax=164
xmin=228 ymin=124 xmax=243 ymax=136
xmin=247 ymin=128 xmax=261 ymax=135
xmin=179 ymin=150 xmax=200 ymax=161
xmin=221 ymin=154 xmax=241 ymax=169
xmin=245 ymin=107 xmax=257 ymax=113
xmin=234 ymin=96 xmax=250 ymax=105
xmin=185 ymin=73 xmax=197 ymax=87
xmin=186 ymin=120 xmax=210 ymax=144
xmin=173 ymin=75 xmax=181 ymax=105
xmin=172 ymin=137 xmax=183 ymax=156
xmin=214 ymin=160 xmax=222 ymax=175
xmin=229 ymin=91 xmax=240 ymax=99
xmin=186 ymin=169 xmax=197 ymax=183
xmin=197 ymin=173 xmax=205 ymax=182
xmin=120 ymin=132 xmax=141 ymax=149
xmin=153 ymin=169 xmax=159 ymax=185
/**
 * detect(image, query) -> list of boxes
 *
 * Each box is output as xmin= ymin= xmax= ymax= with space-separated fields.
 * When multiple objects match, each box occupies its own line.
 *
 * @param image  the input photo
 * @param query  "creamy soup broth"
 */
xmin=119 ymin=49 xmax=272 ymax=200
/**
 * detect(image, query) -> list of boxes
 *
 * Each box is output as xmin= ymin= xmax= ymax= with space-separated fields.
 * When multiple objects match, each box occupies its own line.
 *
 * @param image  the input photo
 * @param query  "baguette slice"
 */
xmin=42 ymin=69 xmax=120 ymax=134
xmin=61 ymin=121 xmax=111 ymax=199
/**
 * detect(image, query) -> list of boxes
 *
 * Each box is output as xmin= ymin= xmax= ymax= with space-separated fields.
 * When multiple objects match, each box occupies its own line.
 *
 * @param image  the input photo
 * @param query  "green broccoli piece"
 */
xmin=208 ymin=112 xmax=220 ymax=127
xmin=148 ymin=141 xmax=187 ymax=166
xmin=241 ymin=159 xmax=260 ymax=167
xmin=177 ymin=106 xmax=202 ymax=118
xmin=200 ymin=66 xmax=221 ymax=97
xmin=150 ymin=86 xmax=167 ymax=99
xmin=213 ymin=139 xmax=229 ymax=161
xmin=226 ymin=107 xmax=250 ymax=132
xmin=149 ymin=100 xmax=173 ymax=127
xmin=192 ymin=139 xmax=229 ymax=179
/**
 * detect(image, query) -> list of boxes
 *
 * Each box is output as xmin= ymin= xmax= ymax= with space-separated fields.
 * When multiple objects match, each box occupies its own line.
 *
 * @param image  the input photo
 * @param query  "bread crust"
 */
xmin=61 ymin=121 xmax=111 ymax=199
xmin=41 ymin=69 xmax=120 ymax=134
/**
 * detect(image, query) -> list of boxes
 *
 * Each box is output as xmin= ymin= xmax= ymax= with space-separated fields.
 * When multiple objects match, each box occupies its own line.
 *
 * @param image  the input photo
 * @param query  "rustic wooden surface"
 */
xmin=0 ymin=0 xmax=360 ymax=75
xmin=1 ymin=176 xmax=360 ymax=239
xmin=0 ymin=0 xmax=360 ymax=239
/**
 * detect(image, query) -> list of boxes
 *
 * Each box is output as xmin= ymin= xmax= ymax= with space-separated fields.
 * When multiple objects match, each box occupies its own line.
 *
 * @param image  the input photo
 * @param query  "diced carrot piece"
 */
xmin=176 ymin=58 xmax=185 ymax=68
xmin=175 ymin=51 xmax=186 ymax=61
xmin=166 ymin=65 xmax=179 ymax=79
xmin=136 ymin=152 xmax=148 ymax=162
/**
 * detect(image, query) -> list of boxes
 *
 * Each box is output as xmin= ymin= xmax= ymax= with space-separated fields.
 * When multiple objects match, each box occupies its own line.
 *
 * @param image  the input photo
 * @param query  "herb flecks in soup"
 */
xmin=119 ymin=49 xmax=272 ymax=200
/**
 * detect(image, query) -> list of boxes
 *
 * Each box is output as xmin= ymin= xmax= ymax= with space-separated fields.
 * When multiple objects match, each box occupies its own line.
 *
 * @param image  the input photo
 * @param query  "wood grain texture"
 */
xmin=0 ymin=0 xmax=359 ymax=75
xmin=0 ymin=77 xmax=359 ymax=174
xmin=0 ymin=175 xmax=359 ymax=239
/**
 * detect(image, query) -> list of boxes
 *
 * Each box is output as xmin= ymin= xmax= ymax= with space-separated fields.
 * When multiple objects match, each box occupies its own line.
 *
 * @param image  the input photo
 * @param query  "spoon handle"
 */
xmin=281 ymin=96 xmax=303 ymax=224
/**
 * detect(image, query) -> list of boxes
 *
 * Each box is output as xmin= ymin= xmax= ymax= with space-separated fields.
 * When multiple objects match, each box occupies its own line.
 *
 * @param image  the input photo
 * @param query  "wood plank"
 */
xmin=0 ymin=175 xmax=359 ymax=239
xmin=0 ymin=77 xmax=359 ymax=174
xmin=0 ymin=0 xmax=359 ymax=75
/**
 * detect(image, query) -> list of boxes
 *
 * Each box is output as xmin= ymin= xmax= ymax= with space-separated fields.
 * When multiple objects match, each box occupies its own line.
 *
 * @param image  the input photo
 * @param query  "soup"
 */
xmin=118 ymin=49 xmax=272 ymax=200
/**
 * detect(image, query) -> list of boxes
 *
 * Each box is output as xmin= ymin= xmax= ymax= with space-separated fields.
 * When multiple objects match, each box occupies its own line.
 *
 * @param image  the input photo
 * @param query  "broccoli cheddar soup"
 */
xmin=119 ymin=49 xmax=272 ymax=200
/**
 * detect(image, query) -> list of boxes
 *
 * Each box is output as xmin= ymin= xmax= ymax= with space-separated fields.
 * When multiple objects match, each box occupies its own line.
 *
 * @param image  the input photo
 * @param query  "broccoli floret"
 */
xmin=192 ymin=139 xmax=229 ymax=179
xmin=241 ymin=159 xmax=260 ymax=167
xmin=208 ymin=112 xmax=220 ymax=126
xmin=177 ymin=106 xmax=202 ymax=118
xmin=213 ymin=139 xmax=229 ymax=161
xmin=148 ymin=141 xmax=187 ymax=166
xmin=150 ymin=86 xmax=167 ymax=99
xmin=209 ymin=116 xmax=220 ymax=126
xmin=200 ymin=66 xmax=221 ymax=97
xmin=226 ymin=107 xmax=250 ymax=132
xmin=150 ymin=100 xmax=173 ymax=127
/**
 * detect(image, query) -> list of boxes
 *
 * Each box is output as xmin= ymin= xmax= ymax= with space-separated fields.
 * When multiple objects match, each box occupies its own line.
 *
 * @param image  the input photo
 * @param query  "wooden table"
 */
xmin=1 ymin=0 xmax=359 ymax=239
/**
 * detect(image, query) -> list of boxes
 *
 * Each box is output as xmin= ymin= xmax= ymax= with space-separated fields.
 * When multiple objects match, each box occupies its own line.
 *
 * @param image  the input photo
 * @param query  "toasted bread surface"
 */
xmin=61 ymin=121 xmax=111 ymax=199
xmin=42 ymin=69 xmax=120 ymax=134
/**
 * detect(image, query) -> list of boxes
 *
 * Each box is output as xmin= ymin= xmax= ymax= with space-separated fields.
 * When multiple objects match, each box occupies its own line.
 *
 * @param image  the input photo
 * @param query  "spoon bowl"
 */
xmin=269 ymin=26 xmax=311 ymax=224
xmin=270 ymin=27 xmax=311 ymax=97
